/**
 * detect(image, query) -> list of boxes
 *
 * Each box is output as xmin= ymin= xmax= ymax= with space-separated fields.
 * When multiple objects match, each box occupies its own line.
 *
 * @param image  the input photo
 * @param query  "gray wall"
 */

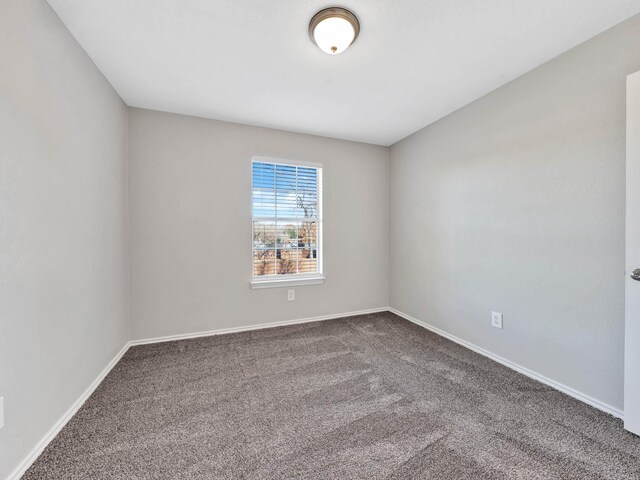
xmin=3 ymin=3 xmax=638 ymax=474
xmin=390 ymin=14 xmax=640 ymax=411
xmin=0 ymin=1 xmax=129 ymax=477
xmin=128 ymin=108 xmax=389 ymax=340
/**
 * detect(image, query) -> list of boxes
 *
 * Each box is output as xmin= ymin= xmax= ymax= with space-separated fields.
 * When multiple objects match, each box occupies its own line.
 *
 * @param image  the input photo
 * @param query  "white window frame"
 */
xmin=250 ymin=156 xmax=324 ymax=289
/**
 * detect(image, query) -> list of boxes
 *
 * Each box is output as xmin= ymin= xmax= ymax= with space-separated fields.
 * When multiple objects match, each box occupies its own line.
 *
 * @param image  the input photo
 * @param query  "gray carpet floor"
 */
xmin=24 ymin=312 xmax=640 ymax=479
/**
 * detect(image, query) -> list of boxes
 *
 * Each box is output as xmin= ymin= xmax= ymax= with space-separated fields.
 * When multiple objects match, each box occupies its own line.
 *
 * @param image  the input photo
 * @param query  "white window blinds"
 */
xmin=252 ymin=160 xmax=322 ymax=278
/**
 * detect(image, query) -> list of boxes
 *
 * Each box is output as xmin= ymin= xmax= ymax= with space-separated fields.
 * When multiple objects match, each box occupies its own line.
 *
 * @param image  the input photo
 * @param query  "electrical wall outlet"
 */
xmin=287 ymin=289 xmax=295 ymax=301
xmin=0 ymin=397 xmax=4 ymax=430
xmin=491 ymin=311 xmax=503 ymax=329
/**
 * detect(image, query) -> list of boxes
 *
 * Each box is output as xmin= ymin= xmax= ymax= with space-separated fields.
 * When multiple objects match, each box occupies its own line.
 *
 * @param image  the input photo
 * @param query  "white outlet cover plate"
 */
xmin=287 ymin=289 xmax=295 ymax=301
xmin=491 ymin=312 xmax=503 ymax=329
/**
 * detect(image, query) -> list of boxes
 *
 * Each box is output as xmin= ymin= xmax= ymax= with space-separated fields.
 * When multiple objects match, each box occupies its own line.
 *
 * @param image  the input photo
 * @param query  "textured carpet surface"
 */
xmin=25 ymin=312 xmax=640 ymax=479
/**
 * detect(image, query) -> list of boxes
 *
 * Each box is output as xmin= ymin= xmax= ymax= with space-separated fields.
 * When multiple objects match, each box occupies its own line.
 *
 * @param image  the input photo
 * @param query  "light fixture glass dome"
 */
xmin=309 ymin=8 xmax=360 ymax=55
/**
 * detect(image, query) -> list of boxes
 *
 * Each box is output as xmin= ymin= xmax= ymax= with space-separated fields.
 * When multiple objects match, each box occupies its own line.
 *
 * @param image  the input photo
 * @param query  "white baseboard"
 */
xmin=8 ymin=342 xmax=132 ymax=480
xmin=10 ymin=305 xmax=623 ymax=479
xmin=388 ymin=307 xmax=624 ymax=419
xmin=9 ymin=307 xmax=386 ymax=478
xmin=130 ymin=307 xmax=389 ymax=346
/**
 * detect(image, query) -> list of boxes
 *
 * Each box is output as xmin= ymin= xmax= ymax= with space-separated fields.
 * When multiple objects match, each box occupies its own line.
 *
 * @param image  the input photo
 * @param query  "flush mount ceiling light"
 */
xmin=309 ymin=7 xmax=360 ymax=55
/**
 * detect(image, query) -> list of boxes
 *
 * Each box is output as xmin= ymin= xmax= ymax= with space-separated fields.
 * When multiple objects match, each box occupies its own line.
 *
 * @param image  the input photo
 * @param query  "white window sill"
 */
xmin=250 ymin=275 xmax=325 ymax=289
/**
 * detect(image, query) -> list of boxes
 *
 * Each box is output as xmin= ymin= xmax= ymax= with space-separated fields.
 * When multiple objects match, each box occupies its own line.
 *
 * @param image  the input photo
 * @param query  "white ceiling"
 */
xmin=47 ymin=0 xmax=640 ymax=146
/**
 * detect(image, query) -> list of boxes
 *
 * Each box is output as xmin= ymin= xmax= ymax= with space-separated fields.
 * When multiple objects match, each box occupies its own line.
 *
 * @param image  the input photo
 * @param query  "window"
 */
xmin=251 ymin=158 xmax=323 ymax=288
